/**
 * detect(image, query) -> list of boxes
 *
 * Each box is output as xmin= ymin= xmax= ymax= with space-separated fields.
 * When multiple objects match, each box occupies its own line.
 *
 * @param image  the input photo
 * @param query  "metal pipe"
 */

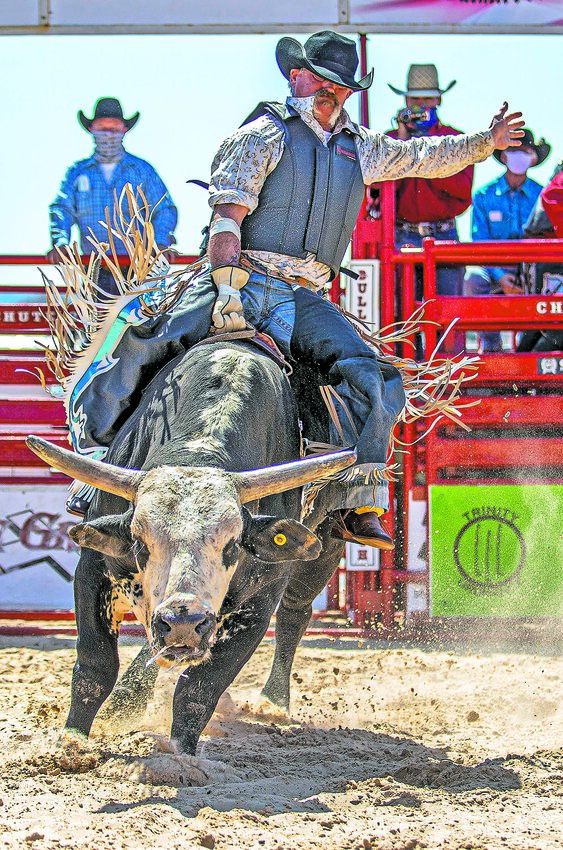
xmin=359 ymin=34 xmax=370 ymax=128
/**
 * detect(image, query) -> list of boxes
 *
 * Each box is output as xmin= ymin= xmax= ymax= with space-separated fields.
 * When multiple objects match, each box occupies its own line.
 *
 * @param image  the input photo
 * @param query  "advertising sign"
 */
xmin=430 ymin=484 xmax=563 ymax=617
xmin=0 ymin=486 xmax=78 ymax=611
xmin=350 ymin=1 xmax=563 ymax=31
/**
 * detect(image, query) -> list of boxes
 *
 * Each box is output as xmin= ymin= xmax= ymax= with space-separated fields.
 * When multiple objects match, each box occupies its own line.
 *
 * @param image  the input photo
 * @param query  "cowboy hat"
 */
xmin=493 ymin=127 xmax=551 ymax=167
xmin=276 ymin=30 xmax=373 ymax=92
xmin=78 ymin=97 xmax=139 ymax=132
xmin=388 ymin=64 xmax=456 ymax=97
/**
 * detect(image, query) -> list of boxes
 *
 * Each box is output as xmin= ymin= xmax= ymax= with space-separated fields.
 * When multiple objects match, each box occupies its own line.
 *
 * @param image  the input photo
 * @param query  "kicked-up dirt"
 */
xmin=0 ymin=629 xmax=562 ymax=850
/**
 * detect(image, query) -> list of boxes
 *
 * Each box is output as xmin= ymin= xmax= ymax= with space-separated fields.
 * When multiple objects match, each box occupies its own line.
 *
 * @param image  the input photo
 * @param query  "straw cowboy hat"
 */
xmin=78 ymin=97 xmax=140 ymax=132
xmin=276 ymin=30 xmax=373 ymax=92
xmin=388 ymin=64 xmax=456 ymax=97
xmin=493 ymin=127 xmax=551 ymax=167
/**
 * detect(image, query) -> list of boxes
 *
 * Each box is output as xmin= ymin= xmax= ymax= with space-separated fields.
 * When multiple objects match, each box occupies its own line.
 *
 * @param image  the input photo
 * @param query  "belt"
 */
xmin=240 ymin=256 xmax=320 ymax=292
xmin=397 ymin=218 xmax=456 ymax=237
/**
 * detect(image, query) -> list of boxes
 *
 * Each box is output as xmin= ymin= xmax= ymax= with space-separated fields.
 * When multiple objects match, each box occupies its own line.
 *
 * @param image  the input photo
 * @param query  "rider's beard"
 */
xmin=312 ymin=90 xmax=341 ymax=128
xmin=292 ymin=92 xmax=343 ymax=129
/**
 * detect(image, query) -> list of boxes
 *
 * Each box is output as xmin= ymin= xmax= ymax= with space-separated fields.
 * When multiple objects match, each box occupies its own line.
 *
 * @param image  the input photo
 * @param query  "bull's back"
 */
xmin=107 ymin=341 xmax=300 ymax=476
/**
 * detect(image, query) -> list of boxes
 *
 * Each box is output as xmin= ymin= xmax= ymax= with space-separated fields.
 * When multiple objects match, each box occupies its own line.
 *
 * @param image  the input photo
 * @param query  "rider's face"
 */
xmin=289 ymin=68 xmax=353 ymax=130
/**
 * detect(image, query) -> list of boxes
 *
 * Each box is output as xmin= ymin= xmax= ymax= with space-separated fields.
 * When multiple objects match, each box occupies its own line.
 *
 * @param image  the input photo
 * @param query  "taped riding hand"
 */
xmin=210 ymin=266 xmax=250 ymax=333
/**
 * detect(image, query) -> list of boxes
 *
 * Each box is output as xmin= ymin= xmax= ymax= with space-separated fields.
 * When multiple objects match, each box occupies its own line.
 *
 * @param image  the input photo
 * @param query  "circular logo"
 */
xmin=453 ymin=515 xmax=526 ymax=590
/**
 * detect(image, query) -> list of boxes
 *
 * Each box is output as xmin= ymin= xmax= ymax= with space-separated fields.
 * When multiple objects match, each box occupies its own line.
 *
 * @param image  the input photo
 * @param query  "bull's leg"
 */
xmin=261 ymin=522 xmax=343 ymax=711
xmin=170 ymin=573 xmax=287 ymax=754
xmin=98 ymin=644 xmax=158 ymax=726
xmin=65 ymin=551 xmax=121 ymax=737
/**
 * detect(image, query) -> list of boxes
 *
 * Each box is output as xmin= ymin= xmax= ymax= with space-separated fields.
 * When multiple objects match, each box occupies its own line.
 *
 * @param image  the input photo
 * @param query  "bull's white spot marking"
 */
xmin=201 ymin=351 xmax=254 ymax=436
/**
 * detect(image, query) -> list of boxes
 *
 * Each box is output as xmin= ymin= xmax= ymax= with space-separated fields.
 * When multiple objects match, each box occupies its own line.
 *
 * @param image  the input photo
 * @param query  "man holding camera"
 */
xmin=387 ymin=65 xmax=472 ymax=333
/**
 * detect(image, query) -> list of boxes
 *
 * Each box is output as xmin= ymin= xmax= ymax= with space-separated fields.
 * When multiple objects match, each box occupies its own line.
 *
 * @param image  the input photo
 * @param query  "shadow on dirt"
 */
xmin=93 ymin=722 xmax=522 ymax=818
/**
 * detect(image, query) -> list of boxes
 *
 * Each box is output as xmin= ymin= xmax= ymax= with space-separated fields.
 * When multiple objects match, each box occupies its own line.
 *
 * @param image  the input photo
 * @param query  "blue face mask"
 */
xmin=410 ymin=106 xmax=439 ymax=135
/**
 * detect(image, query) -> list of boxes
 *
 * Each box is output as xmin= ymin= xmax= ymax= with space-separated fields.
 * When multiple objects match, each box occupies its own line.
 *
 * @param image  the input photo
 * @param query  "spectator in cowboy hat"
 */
xmin=464 ymin=128 xmax=551 ymax=352
xmin=47 ymin=97 xmax=177 ymax=294
xmin=385 ymin=64 xmax=473 ymax=351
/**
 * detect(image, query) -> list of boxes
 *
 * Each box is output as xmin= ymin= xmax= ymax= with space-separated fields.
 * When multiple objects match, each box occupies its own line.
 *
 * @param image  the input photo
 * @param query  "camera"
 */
xmin=398 ymin=107 xmax=431 ymax=126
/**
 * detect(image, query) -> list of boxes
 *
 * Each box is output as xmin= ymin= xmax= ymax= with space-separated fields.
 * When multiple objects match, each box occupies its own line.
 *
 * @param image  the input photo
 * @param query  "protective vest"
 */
xmin=240 ymin=103 xmax=365 ymax=279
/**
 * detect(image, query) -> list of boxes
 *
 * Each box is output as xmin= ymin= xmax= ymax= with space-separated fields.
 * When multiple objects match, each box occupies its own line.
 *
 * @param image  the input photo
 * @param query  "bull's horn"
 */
xmin=233 ymin=448 xmax=357 ymax=503
xmin=26 ymin=435 xmax=141 ymax=501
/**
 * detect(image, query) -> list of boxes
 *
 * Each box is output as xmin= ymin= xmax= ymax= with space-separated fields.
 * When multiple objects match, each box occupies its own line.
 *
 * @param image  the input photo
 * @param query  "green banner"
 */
xmin=430 ymin=485 xmax=563 ymax=617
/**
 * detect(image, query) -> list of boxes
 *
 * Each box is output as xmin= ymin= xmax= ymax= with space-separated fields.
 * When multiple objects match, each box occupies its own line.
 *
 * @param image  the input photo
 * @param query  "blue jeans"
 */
xmin=463 ymin=266 xmax=506 ymax=352
xmin=242 ymin=272 xmax=407 ymax=512
xmin=240 ymin=273 xmax=296 ymax=358
xmin=396 ymin=225 xmax=465 ymax=356
xmin=395 ymin=225 xmax=464 ymax=299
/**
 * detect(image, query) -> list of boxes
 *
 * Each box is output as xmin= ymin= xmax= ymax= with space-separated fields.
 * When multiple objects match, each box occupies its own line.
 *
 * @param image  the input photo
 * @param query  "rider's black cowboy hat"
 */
xmin=78 ymin=97 xmax=140 ymax=132
xmin=276 ymin=30 xmax=373 ymax=92
xmin=493 ymin=127 xmax=551 ymax=167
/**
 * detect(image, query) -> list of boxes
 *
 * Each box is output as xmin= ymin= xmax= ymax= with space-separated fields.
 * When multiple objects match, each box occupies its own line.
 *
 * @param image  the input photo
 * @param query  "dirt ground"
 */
xmin=0 ymin=628 xmax=561 ymax=850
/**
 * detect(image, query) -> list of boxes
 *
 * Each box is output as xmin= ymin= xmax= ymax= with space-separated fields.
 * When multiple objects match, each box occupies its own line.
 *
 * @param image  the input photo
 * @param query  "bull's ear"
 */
xmin=69 ymin=510 xmax=134 ymax=559
xmin=242 ymin=513 xmax=322 ymax=562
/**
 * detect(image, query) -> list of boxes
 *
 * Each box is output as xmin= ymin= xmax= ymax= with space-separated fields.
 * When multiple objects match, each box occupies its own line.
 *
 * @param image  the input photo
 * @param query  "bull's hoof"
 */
xmin=250 ymin=694 xmax=290 ymax=721
xmin=56 ymin=730 xmax=101 ymax=773
xmin=258 ymin=685 xmax=290 ymax=716
xmin=98 ymin=751 xmax=241 ymax=786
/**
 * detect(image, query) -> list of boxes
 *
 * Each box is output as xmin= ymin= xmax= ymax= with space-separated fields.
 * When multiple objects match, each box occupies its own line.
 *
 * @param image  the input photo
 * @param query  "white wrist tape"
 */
xmin=209 ymin=216 xmax=241 ymax=240
xmin=216 ymin=283 xmax=242 ymax=306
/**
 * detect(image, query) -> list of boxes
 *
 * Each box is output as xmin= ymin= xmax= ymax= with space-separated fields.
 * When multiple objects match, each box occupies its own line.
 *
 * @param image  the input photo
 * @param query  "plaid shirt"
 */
xmin=49 ymin=152 xmax=177 ymax=254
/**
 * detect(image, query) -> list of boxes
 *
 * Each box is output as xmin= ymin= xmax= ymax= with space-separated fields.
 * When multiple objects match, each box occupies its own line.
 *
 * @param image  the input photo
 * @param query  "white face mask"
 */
xmin=92 ymin=130 xmax=125 ymax=163
xmin=504 ymin=151 xmax=535 ymax=175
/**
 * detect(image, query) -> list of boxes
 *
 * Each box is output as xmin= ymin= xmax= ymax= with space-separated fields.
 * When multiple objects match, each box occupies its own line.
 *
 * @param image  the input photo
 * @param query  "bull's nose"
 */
xmin=153 ymin=608 xmax=216 ymax=645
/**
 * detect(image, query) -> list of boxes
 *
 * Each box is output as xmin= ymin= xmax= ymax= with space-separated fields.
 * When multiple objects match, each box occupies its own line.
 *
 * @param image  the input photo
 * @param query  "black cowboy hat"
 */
xmin=276 ymin=30 xmax=373 ymax=92
xmin=493 ymin=128 xmax=551 ymax=167
xmin=78 ymin=97 xmax=140 ymax=132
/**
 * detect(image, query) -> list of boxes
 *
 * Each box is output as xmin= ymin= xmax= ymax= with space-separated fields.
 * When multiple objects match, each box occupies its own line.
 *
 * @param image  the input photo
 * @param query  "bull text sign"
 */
xmin=430 ymin=484 xmax=563 ymax=617
xmin=345 ymin=260 xmax=380 ymax=332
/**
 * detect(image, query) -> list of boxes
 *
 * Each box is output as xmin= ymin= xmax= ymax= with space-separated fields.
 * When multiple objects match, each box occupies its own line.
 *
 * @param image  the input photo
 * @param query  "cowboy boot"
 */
xmin=331 ymin=507 xmax=394 ymax=550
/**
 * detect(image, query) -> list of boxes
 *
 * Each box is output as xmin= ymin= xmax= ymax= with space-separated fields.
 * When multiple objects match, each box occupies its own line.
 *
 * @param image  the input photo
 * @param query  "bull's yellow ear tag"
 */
xmin=274 ymin=533 xmax=287 ymax=546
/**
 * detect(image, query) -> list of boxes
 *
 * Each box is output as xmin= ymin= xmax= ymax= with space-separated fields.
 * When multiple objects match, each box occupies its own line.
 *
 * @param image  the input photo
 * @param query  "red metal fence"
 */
xmin=347 ymin=181 xmax=563 ymax=629
xmin=1 ymin=225 xmax=562 ymax=633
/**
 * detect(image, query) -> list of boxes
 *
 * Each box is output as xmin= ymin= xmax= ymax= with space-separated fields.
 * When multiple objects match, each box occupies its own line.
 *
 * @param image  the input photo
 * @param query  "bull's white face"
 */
xmin=131 ymin=466 xmax=243 ymax=668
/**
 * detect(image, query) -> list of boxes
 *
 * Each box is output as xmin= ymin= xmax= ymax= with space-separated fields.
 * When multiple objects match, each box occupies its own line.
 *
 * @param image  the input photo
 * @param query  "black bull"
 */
xmin=27 ymin=339 xmax=358 ymax=754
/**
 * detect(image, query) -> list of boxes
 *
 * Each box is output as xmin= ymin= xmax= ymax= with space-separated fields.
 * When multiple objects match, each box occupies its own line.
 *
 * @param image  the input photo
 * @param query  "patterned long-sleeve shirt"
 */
xmin=208 ymin=96 xmax=495 ymax=287
xmin=49 ymin=152 xmax=177 ymax=254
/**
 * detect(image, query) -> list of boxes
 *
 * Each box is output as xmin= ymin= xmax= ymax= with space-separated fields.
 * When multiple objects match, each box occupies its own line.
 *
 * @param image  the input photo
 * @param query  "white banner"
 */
xmin=0 ymin=486 xmax=77 ymax=611
xmin=0 ymin=0 xmax=343 ymax=31
xmin=405 ymin=493 xmax=428 ymax=618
